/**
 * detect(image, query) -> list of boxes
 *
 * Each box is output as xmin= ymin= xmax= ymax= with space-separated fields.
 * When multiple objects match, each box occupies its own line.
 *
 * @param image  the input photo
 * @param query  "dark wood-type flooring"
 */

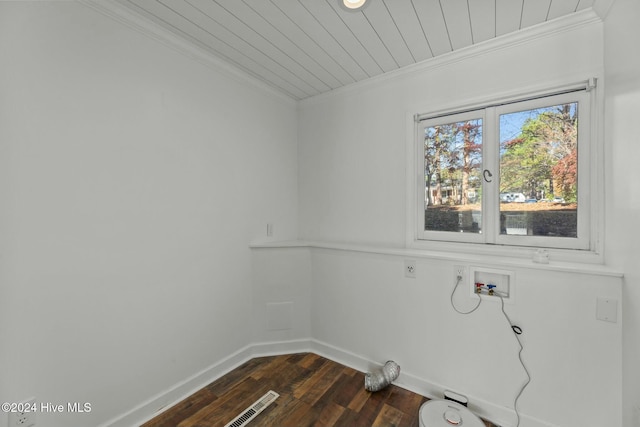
xmin=141 ymin=353 xmax=496 ymax=427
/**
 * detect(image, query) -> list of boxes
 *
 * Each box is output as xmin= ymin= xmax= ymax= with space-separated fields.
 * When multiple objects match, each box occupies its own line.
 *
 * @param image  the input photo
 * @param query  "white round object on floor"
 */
xmin=419 ymin=400 xmax=485 ymax=427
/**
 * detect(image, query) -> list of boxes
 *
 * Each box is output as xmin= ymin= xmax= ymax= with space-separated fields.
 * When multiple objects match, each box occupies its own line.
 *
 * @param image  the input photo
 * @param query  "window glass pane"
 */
xmin=424 ymin=118 xmax=483 ymax=233
xmin=499 ymin=102 xmax=578 ymax=238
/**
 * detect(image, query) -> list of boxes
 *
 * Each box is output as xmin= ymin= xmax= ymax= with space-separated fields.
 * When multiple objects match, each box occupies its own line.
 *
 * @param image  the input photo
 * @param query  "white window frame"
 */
xmin=408 ymin=79 xmax=602 ymax=263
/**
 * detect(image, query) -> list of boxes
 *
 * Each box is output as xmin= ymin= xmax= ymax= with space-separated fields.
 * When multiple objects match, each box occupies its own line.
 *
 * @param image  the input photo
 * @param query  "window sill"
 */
xmin=249 ymin=239 xmax=623 ymax=278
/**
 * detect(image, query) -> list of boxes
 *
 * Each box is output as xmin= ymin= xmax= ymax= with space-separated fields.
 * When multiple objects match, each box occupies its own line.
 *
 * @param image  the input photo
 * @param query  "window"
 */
xmin=416 ymin=88 xmax=594 ymax=252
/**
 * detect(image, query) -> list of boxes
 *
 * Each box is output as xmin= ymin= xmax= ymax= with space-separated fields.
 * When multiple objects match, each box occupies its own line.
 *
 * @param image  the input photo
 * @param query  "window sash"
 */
xmin=417 ymin=110 xmax=485 ymax=243
xmin=493 ymin=91 xmax=590 ymax=250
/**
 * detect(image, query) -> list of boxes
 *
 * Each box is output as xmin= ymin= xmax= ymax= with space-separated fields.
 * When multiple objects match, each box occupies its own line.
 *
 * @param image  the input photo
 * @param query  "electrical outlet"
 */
xmin=7 ymin=398 xmax=36 ymax=427
xmin=404 ymin=259 xmax=416 ymax=278
xmin=453 ymin=265 xmax=465 ymax=282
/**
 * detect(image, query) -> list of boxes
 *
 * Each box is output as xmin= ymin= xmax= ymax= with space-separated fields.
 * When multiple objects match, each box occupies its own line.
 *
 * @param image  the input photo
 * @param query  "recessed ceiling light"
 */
xmin=341 ymin=0 xmax=368 ymax=11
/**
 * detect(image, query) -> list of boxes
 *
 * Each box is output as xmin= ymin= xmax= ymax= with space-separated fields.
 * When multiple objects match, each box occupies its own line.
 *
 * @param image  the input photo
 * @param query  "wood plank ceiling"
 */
xmin=112 ymin=0 xmax=600 ymax=100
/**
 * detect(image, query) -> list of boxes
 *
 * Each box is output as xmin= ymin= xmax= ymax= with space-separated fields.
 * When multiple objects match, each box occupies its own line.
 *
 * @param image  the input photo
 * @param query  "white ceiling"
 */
xmin=98 ymin=0 xmax=612 ymax=100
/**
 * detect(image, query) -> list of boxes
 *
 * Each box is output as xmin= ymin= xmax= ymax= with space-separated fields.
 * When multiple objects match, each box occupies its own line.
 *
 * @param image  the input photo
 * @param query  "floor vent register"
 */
xmin=223 ymin=390 xmax=280 ymax=427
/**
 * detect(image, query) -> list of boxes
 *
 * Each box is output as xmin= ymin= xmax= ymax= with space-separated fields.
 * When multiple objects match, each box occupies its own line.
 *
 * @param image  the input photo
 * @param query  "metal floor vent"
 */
xmin=223 ymin=390 xmax=279 ymax=427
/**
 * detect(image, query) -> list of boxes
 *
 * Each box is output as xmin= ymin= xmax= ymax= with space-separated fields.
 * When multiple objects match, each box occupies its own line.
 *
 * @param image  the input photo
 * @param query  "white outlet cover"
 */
xmin=7 ymin=399 xmax=36 ymax=427
xmin=404 ymin=260 xmax=416 ymax=278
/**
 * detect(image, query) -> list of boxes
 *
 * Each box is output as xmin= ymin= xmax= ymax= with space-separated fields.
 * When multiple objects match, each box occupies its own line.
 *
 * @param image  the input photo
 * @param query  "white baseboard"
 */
xmin=250 ymin=338 xmax=315 ymax=357
xmin=99 ymin=344 xmax=256 ymax=427
xmin=103 ymin=338 xmax=556 ymax=427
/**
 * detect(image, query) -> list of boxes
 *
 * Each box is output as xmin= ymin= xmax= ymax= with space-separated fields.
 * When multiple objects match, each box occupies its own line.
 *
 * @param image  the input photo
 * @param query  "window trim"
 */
xmin=406 ymin=78 xmax=603 ymax=264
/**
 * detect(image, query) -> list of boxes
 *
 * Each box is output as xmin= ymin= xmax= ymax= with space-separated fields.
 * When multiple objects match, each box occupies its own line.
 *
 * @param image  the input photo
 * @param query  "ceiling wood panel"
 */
xmin=323 ymin=0 xmax=399 ymax=73
xmin=496 ymin=0 xmax=524 ymax=36
xmin=382 ymin=0 xmax=432 ymax=62
xmin=184 ymin=0 xmax=327 ymax=94
xmin=521 ymin=0 xmax=552 ymax=28
xmin=214 ymin=0 xmax=342 ymax=90
xmin=468 ymin=0 xmax=496 ymax=44
xmin=105 ymin=0 xmax=607 ymax=100
xmin=361 ymin=0 xmax=415 ymax=68
xmin=270 ymin=0 xmax=368 ymax=83
xmin=411 ymin=0 xmax=452 ymax=57
xmin=440 ymin=0 xmax=474 ymax=50
xmin=576 ymin=0 xmax=596 ymax=11
xmin=548 ymin=0 xmax=581 ymax=19
xmin=243 ymin=0 xmax=355 ymax=86
xmin=299 ymin=0 xmax=383 ymax=77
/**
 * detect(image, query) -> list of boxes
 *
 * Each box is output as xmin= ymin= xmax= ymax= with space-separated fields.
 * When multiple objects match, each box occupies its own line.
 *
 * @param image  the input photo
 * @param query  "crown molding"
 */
xmin=78 ymin=0 xmax=298 ymax=107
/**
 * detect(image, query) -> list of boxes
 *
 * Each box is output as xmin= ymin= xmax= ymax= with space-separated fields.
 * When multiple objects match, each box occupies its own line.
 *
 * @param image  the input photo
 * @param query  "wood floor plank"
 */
xmin=250 ymin=355 xmax=293 ymax=381
xmin=312 ymin=401 xmax=345 ymax=427
xmin=297 ymin=352 xmax=322 ymax=369
xmin=371 ymin=403 xmax=405 ymax=427
xmin=341 ymin=365 xmax=359 ymax=377
xmin=346 ymin=381 xmax=372 ymax=412
xmin=179 ymin=377 xmax=266 ymax=427
xmin=292 ymin=359 xmax=332 ymax=399
xmin=334 ymin=384 xmax=391 ymax=427
xmin=255 ymin=392 xmax=297 ymax=426
xmin=402 ymin=409 xmax=423 ymax=427
xmin=203 ymin=357 xmax=265 ymax=392
xmin=298 ymin=361 xmax=345 ymax=406
xmin=285 ymin=352 xmax=309 ymax=365
xmin=279 ymin=399 xmax=315 ymax=427
xmin=263 ymin=358 xmax=311 ymax=395
xmin=329 ymin=371 xmax=364 ymax=408
xmin=397 ymin=411 xmax=419 ymax=427
xmin=385 ymin=386 xmax=427 ymax=416
xmin=332 ymin=407 xmax=362 ymax=427
xmin=141 ymin=388 xmax=218 ymax=427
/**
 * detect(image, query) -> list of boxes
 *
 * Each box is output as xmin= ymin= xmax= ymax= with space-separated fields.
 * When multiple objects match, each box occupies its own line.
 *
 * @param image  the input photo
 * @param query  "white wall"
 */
xmin=603 ymin=0 xmax=640 ymax=426
xmin=299 ymin=16 xmax=623 ymax=427
xmin=0 ymin=3 xmax=298 ymax=427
